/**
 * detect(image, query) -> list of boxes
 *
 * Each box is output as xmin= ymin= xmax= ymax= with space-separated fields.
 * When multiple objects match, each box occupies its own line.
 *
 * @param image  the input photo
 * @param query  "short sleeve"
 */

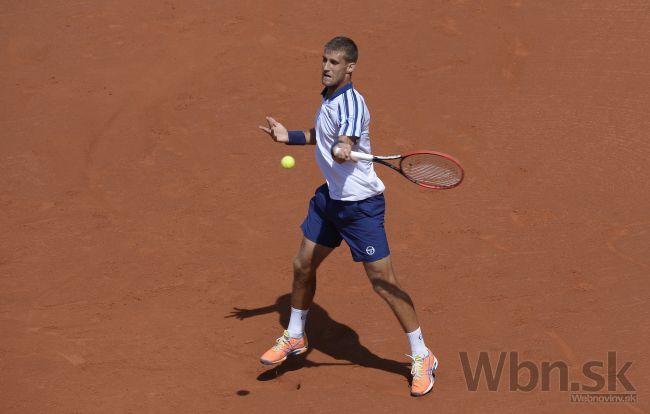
xmin=337 ymin=89 xmax=364 ymax=138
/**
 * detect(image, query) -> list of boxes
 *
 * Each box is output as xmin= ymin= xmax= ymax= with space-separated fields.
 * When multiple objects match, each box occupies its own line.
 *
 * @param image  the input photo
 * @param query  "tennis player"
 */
xmin=257 ymin=36 xmax=437 ymax=397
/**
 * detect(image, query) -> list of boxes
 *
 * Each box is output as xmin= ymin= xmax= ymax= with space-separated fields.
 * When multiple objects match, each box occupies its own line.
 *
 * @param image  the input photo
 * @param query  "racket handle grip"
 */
xmin=349 ymin=151 xmax=373 ymax=161
xmin=333 ymin=148 xmax=374 ymax=161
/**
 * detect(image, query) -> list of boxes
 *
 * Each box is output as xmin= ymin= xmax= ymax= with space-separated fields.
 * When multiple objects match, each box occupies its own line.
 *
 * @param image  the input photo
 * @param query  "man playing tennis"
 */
xmin=257 ymin=36 xmax=437 ymax=397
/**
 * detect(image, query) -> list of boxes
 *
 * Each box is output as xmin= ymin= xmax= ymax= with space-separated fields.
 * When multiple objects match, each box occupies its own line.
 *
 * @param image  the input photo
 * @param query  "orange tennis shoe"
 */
xmin=408 ymin=349 xmax=438 ymax=396
xmin=260 ymin=330 xmax=308 ymax=365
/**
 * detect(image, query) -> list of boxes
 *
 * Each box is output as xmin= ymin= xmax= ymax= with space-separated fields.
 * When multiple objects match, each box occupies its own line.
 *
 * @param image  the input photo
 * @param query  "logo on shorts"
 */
xmin=366 ymin=246 xmax=375 ymax=255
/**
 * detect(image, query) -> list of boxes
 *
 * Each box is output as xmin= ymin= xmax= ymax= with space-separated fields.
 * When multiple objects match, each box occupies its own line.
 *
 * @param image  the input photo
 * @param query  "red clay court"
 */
xmin=1 ymin=1 xmax=648 ymax=413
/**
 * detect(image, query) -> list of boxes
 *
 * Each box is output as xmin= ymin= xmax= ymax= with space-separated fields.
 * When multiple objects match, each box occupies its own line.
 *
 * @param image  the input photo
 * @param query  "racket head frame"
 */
xmin=349 ymin=150 xmax=465 ymax=190
xmin=400 ymin=150 xmax=464 ymax=189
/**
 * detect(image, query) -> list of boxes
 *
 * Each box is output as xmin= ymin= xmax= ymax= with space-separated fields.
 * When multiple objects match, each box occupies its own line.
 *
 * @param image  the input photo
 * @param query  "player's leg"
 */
xmin=363 ymin=256 xmax=438 ymax=397
xmin=259 ymin=237 xmax=334 ymax=365
xmin=285 ymin=237 xmax=334 ymax=339
xmin=336 ymin=193 xmax=438 ymax=396
xmin=334 ymin=193 xmax=420 ymax=332
xmin=362 ymin=255 xmax=418 ymax=332
xmin=289 ymin=184 xmax=342 ymax=335
xmin=291 ymin=237 xmax=334 ymax=310
xmin=260 ymin=184 xmax=341 ymax=365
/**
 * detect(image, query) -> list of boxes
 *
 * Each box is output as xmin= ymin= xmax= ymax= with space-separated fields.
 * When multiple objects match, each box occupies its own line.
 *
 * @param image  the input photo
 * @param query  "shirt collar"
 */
xmin=321 ymin=82 xmax=353 ymax=101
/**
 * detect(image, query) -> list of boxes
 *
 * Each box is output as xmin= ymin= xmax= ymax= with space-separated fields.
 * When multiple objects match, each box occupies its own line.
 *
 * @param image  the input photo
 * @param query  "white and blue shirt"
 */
xmin=314 ymin=83 xmax=385 ymax=201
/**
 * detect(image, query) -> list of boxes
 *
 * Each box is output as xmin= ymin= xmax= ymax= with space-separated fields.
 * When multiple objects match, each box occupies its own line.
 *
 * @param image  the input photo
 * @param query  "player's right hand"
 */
xmin=258 ymin=116 xmax=289 ymax=143
xmin=332 ymin=142 xmax=353 ymax=163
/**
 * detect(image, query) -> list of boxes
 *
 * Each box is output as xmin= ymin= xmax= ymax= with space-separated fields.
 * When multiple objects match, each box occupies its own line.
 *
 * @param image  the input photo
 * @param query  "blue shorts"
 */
xmin=300 ymin=184 xmax=390 ymax=262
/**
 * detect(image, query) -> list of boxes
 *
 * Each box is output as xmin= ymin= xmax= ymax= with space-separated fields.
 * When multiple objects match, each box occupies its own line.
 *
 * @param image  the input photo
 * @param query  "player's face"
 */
xmin=322 ymin=49 xmax=355 ymax=89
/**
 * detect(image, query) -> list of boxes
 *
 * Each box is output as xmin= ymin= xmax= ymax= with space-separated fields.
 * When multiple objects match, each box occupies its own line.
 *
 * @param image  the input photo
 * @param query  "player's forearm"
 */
xmin=336 ymin=135 xmax=356 ymax=146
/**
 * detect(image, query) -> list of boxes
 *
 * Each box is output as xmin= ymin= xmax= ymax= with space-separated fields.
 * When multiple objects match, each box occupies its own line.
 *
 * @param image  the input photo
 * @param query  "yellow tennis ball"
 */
xmin=281 ymin=155 xmax=295 ymax=169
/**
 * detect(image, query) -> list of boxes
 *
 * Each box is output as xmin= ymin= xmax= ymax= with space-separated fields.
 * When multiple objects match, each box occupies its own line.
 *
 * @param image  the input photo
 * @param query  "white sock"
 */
xmin=406 ymin=327 xmax=429 ymax=357
xmin=287 ymin=307 xmax=309 ymax=338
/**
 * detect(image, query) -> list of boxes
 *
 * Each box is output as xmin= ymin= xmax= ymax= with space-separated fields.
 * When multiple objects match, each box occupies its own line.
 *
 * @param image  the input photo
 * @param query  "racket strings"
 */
xmin=400 ymin=154 xmax=463 ymax=188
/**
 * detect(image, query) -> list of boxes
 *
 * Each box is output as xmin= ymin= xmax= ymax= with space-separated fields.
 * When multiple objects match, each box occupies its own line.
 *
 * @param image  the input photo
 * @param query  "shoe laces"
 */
xmin=407 ymin=354 xmax=425 ymax=378
xmin=272 ymin=331 xmax=292 ymax=351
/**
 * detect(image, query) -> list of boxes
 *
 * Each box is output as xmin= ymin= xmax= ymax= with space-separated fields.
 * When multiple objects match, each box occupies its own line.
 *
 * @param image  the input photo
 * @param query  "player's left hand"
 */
xmin=258 ymin=116 xmax=289 ymax=143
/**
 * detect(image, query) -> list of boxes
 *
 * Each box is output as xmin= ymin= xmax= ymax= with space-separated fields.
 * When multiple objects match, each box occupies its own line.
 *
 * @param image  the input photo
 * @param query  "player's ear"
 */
xmin=346 ymin=61 xmax=356 ymax=74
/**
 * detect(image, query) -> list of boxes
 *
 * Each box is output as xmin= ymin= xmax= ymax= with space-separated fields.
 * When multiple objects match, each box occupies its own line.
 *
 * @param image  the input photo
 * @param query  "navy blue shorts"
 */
xmin=300 ymin=184 xmax=390 ymax=262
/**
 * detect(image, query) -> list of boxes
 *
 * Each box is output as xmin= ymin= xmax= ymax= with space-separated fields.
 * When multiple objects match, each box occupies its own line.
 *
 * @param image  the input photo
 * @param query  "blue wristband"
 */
xmin=286 ymin=130 xmax=307 ymax=145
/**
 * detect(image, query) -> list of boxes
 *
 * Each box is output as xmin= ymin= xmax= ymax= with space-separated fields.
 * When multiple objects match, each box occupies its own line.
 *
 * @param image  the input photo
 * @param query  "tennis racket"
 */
xmin=335 ymin=149 xmax=464 ymax=189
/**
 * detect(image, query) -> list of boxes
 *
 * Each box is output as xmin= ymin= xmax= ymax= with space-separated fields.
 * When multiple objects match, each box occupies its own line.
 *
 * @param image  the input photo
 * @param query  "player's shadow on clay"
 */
xmin=226 ymin=293 xmax=411 ymax=383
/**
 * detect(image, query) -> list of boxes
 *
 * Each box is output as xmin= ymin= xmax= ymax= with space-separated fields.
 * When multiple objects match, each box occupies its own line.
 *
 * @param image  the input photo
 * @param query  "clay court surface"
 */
xmin=1 ymin=1 xmax=649 ymax=412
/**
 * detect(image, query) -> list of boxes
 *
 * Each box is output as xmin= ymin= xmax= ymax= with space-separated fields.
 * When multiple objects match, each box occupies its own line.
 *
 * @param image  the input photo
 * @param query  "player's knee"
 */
xmin=373 ymin=281 xmax=415 ymax=311
xmin=292 ymin=256 xmax=315 ymax=280
xmin=368 ymin=273 xmax=407 ymax=302
xmin=369 ymin=277 xmax=390 ymax=298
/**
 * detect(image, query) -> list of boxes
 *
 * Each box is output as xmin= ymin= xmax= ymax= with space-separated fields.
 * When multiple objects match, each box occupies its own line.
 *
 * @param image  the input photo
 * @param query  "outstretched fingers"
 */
xmin=258 ymin=116 xmax=288 ymax=143
xmin=258 ymin=116 xmax=278 ymax=135
xmin=266 ymin=116 xmax=278 ymax=127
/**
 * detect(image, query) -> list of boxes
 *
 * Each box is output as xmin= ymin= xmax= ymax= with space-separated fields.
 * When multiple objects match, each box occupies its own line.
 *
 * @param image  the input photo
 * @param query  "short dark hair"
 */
xmin=324 ymin=36 xmax=358 ymax=63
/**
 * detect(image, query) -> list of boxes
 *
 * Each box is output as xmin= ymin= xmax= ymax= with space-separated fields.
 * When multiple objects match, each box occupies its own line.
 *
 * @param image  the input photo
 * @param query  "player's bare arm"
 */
xmin=258 ymin=116 xmax=316 ymax=145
